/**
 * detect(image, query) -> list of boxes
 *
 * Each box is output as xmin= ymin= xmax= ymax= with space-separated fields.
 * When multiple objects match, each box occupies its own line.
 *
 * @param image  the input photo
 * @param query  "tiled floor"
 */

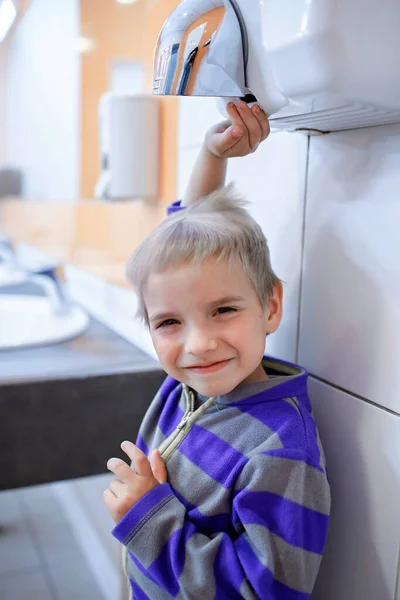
xmin=0 ymin=479 xmax=110 ymax=599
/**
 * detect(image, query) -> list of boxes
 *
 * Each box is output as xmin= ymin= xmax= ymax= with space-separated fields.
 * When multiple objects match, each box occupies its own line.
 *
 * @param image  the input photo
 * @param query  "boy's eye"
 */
xmin=156 ymin=319 xmax=178 ymax=329
xmin=215 ymin=306 xmax=236 ymax=315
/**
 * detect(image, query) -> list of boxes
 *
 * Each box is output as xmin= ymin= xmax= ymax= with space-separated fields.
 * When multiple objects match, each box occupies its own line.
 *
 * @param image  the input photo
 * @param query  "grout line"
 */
xmin=309 ymin=373 xmax=400 ymax=417
xmin=295 ymin=134 xmax=311 ymax=363
xmin=394 ymin=543 xmax=400 ymax=600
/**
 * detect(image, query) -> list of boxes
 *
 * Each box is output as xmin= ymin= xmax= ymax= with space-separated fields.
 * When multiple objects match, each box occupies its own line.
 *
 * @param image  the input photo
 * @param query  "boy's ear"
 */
xmin=264 ymin=282 xmax=283 ymax=334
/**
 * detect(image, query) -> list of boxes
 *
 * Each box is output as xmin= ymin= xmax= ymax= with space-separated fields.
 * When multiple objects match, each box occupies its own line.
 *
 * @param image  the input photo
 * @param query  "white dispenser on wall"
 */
xmin=153 ymin=0 xmax=400 ymax=132
xmin=95 ymin=93 xmax=160 ymax=200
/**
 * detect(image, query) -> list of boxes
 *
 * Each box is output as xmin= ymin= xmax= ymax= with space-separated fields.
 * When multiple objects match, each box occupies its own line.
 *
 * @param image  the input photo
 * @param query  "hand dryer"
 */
xmin=153 ymin=0 xmax=400 ymax=132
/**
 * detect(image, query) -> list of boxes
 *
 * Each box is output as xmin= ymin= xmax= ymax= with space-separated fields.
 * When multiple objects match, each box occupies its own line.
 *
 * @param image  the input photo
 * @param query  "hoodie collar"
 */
xmin=196 ymin=355 xmax=308 ymax=405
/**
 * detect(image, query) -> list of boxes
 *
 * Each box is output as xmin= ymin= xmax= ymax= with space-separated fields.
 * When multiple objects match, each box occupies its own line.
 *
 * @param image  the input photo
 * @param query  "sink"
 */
xmin=0 ymin=295 xmax=89 ymax=350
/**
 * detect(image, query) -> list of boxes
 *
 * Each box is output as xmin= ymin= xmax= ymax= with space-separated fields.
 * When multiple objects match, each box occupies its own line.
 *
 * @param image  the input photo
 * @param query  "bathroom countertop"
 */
xmin=0 ymin=283 xmax=166 ymax=491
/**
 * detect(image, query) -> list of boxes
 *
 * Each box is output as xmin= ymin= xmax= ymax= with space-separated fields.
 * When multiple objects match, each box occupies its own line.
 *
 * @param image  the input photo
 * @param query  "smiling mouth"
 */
xmin=184 ymin=359 xmax=232 ymax=374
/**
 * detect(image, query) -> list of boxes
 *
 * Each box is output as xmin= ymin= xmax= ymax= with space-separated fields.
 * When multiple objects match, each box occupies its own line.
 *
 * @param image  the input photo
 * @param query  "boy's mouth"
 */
xmin=183 ymin=359 xmax=232 ymax=374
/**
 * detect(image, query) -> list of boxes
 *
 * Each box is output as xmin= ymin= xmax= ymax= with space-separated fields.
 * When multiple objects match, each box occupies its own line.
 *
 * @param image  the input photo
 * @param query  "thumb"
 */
xmin=206 ymin=125 xmax=244 ymax=157
xmin=150 ymin=449 xmax=167 ymax=483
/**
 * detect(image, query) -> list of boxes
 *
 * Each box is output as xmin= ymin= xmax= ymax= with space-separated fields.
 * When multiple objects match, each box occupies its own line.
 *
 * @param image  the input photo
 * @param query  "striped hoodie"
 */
xmin=112 ymin=356 xmax=331 ymax=599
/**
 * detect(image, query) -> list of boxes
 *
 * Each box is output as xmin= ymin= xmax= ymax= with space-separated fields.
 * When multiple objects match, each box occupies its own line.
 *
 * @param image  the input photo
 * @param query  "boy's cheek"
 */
xmin=152 ymin=340 xmax=179 ymax=371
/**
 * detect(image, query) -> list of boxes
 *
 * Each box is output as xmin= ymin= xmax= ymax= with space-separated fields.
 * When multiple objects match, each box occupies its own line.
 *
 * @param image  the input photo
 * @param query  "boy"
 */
xmin=104 ymin=102 xmax=331 ymax=599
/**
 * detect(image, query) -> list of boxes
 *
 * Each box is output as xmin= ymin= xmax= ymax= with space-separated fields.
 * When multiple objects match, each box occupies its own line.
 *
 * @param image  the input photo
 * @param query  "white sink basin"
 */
xmin=0 ymin=295 xmax=90 ymax=350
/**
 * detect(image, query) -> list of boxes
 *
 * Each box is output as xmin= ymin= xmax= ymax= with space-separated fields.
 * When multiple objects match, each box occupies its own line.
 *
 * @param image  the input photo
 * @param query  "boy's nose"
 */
xmin=184 ymin=328 xmax=218 ymax=356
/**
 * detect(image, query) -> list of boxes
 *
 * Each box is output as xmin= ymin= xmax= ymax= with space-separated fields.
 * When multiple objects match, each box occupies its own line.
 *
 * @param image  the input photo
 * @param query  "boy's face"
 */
xmin=143 ymin=255 xmax=283 ymax=397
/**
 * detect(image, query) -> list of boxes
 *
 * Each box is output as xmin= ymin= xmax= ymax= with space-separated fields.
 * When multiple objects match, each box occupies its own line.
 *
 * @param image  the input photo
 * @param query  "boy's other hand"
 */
xmin=205 ymin=102 xmax=270 ymax=159
xmin=104 ymin=441 xmax=167 ymax=524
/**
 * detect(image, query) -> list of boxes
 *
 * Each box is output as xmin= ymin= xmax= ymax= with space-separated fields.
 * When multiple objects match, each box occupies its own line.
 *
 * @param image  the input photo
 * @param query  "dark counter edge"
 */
xmin=0 ymin=361 xmax=162 ymax=387
xmin=0 ymin=367 xmax=167 ymax=491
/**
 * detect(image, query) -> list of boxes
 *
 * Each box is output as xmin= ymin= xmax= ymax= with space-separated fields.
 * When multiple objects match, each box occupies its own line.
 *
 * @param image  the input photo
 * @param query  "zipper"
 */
xmin=158 ymin=386 xmax=217 ymax=462
xmin=176 ymin=390 xmax=195 ymax=431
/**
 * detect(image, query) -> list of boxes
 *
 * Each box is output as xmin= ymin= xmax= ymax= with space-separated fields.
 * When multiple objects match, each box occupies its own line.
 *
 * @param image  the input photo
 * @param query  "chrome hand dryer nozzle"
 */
xmin=153 ymin=0 xmax=249 ymax=99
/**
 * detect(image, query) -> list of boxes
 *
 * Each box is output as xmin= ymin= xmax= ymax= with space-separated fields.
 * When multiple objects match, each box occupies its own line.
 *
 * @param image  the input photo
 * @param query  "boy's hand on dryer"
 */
xmin=104 ymin=441 xmax=167 ymax=524
xmin=205 ymin=101 xmax=270 ymax=159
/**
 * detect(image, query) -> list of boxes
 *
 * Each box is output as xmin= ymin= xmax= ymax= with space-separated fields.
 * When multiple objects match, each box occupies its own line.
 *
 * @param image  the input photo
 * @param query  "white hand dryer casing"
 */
xmin=241 ymin=0 xmax=400 ymax=132
xmin=153 ymin=0 xmax=400 ymax=132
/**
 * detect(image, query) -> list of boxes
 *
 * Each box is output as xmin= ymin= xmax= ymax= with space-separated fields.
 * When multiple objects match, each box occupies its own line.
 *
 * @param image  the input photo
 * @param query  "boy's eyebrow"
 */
xmin=149 ymin=296 xmax=245 ymax=323
xmin=149 ymin=311 xmax=176 ymax=323
xmin=207 ymin=295 xmax=245 ymax=307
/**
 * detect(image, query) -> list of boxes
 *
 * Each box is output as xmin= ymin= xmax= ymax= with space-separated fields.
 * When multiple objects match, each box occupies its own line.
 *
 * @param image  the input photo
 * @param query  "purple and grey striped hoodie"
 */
xmin=112 ymin=356 xmax=331 ymax=599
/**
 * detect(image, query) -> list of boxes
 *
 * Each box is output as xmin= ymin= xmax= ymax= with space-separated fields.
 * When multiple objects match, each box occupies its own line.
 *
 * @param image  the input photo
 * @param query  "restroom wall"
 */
xmin=1 ymin=0 xmax=180 ymax=205
xmin=5 ymin=0 xmax=81 ymax=200
xmin=177 ymin=100 xmax=400 ymax=598
xmin=79 ymin=0 xmax=146 ymax=199
xmin=0 ymin=47 xmax=6 ymax=164
xmin=300 ymin=125 xmax=400 ymax=599
xmin=1 ymin=0 xmax=182 ymax=279
xmin=80 ymin=0 xmax=180 ymax=204
xmin=0 ymin=0 xmax=32 ymax=167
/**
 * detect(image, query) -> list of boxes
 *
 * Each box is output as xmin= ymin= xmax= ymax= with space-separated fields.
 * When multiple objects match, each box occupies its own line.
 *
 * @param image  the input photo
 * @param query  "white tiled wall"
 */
xmin=178 ymin=97 xmax=309 ymax=362
xmin=301 ymin=125 xmax=400 ymax=598
xmin=309 ymin=378 xmax=400 ymax=600
xmin=299 ymin=124 xmax=400 ymax=414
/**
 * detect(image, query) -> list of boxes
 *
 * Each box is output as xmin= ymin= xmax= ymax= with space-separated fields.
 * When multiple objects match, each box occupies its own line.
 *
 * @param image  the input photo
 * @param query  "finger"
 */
xmin=209 ymin=124 xmax=244 ymax=156
xmin=236 ymin=101 xmax=263 ymax=150
xmin=226 ymin=101 xmax=247 ymax=130
xmin=106 ymin=457 xmax=136 ymax=483
xmin=121 ymin=441 xmax=152 ymax=478
xmin=251 ymin=104 xmax=270 ymax=141
xmin=108 ymin=479 xmax=125 ymax=498
xmin=213 ymin=119 xmax=233 ymax=135
xmin=150 ymin=449 xmax=168 ymax=484
xmin=103 ymin=488 xmax=118 ymax=505
xmin=103 ymin=489 xmax=121 ymax=523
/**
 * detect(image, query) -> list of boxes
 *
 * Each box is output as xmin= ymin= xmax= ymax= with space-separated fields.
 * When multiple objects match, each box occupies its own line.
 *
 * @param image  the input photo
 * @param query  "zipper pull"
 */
xmin=176 ymin=411 xmax=193 ymax=431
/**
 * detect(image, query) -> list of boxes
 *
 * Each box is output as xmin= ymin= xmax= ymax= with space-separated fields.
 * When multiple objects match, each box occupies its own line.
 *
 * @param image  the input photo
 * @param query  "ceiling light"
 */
xmin=116 ymin=0 xmax=137 ymax=5
xmin=0 ymin=0 xmax=17 ymax=43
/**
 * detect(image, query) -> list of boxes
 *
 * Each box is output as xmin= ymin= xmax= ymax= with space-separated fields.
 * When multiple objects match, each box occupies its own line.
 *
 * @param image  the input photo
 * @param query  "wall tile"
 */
xmin=299 ymin=124 xmax=400 ymax=413
xmin=227 ymin=132 xmax=309 ymax=362
xmin=178 ymin=97 xmax=222 ymax=149
xmin=177 ymin=146 xmax=202 ymax=200
xmin=309 ymin=378 xmax=400 ymax=600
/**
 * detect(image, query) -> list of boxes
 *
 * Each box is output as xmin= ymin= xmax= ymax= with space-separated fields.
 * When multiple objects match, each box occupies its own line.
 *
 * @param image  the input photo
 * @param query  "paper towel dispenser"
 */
xmin=95 ymin=93 xmax=160 ymax=200
xmin=153 ymin=0 xmax=400 ymax=133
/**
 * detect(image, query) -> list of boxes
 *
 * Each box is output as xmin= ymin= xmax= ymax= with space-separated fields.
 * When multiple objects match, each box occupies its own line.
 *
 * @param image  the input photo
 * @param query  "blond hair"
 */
xmin=126 ymin=183 xmax=280 ymax=324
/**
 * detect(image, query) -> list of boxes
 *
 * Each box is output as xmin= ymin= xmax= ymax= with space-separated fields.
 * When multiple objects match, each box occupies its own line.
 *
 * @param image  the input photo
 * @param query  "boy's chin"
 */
xmin=187 ymin=380 xmax=237 ymax=398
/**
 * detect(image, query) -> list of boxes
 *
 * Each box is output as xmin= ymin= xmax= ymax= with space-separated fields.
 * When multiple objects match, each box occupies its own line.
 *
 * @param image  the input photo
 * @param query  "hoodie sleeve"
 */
xmin=111 ymin=448 xmax=330 ymax=599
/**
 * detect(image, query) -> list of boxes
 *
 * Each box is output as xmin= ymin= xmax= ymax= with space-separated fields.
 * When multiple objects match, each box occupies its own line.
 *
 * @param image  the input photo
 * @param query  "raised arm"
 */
xmin=182 ymin=101 xmax=270 ymax=206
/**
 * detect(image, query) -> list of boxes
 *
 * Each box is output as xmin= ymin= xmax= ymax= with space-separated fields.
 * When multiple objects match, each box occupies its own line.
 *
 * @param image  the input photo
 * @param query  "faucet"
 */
xmin=0 ymin=235 xmax=18 ymax=266
xmin=0 ymin=236 xmax=71 ymax=316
